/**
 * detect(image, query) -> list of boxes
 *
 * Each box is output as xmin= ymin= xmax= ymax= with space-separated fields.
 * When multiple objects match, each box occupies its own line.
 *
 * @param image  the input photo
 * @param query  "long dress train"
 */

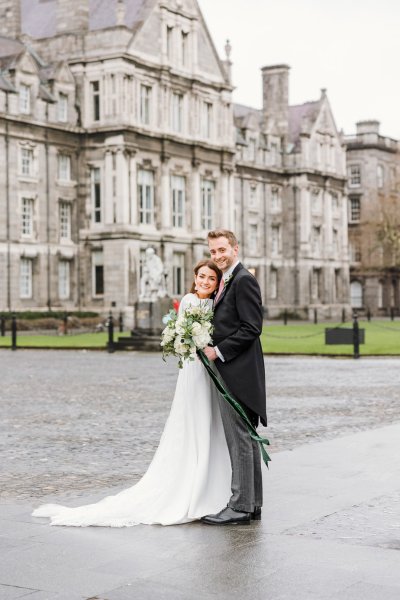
xmin=32 ymin=294 xmax=231 ymax=526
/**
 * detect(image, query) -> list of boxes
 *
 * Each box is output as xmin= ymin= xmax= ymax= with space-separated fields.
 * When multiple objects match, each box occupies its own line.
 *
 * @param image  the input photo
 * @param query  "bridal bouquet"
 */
xmin=161 ymin=303 xmax=214 ymax=368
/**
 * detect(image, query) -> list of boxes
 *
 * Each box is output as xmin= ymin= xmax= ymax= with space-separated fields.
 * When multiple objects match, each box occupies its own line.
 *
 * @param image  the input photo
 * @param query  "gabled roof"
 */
xmin=289 ymin=101 xmax=320 ymax=149
xmin=233 ymin=103 xmax=263 ymax=129
xmin=0 ymin=36 xmax=25 ymax=58
xmin=21 ymin=0 xmax=147 ymax=39
xmin=0 ymin=73 xmax=17 ymax=92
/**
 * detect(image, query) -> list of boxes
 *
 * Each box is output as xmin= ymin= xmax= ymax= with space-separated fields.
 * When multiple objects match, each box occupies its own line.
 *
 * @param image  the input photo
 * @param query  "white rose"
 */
xmin=193 ymin=332 xmax=211 ymax=348
xmin=191 ymin=322 xmax=202 ymax=335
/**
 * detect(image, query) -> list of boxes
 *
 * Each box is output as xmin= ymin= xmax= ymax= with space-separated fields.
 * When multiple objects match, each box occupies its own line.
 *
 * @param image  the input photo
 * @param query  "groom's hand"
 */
xmin=203 ymin=346 xmax=217 ymax=362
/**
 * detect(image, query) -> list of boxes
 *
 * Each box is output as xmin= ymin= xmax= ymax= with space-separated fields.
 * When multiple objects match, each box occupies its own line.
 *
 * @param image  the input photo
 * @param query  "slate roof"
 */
xmin=288 ymin=101 xmax=320 ymax=148
xmin=233 ymin=100 xmax=321 ymax=152
xmin=20 ymin=0 xmax=148 ymax=39
xmin=233 ymin=102 xmax=263 ymax=128
xmin=0 ymin=73 xmax=17 ymax=92
xmin=0 ymin=36 xmax=25 ymax=58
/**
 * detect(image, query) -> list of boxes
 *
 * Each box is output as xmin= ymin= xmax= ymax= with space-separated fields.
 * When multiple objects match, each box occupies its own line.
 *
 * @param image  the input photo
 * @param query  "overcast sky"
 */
xmin=198 ymin=0 xmax=400 ymax=138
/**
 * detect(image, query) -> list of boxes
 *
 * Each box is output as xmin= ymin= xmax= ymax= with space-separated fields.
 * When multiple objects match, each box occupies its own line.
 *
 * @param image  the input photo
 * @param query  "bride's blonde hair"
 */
xmin=190 ymin=259 xmax=222 ymax=294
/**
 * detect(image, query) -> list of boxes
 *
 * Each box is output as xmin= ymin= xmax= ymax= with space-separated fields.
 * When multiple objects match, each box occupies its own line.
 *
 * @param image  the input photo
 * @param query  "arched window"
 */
xmin=350 ymin=281 xmax=363 ymax=308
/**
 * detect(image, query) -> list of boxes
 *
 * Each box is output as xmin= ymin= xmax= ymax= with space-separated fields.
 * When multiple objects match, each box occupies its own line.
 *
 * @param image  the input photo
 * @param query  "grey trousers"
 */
xmin=216 ymin=388 xmax=263 ymax=513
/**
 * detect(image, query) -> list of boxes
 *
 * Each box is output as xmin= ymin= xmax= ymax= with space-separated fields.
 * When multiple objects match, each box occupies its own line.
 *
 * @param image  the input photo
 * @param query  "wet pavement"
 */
xmin=1 ymin=351 xmax=400 ymax=599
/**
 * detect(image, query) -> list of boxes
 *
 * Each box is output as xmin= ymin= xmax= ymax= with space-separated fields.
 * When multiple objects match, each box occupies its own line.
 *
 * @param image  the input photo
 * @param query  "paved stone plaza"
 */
xmin=1 ymin=351 xmax=400 ymax=599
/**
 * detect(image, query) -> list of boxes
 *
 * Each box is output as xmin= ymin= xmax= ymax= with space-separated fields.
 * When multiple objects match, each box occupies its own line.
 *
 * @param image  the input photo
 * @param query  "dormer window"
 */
xmin=167 ymin=26 xmax=174 ymax=61
xmin=181 ymin=31 xmax=189 ymax=67
xmin=57 ymin=93 xmax=68 ymax=122
xmin=19 ymin=84 xmax=31 ymax=114
xmin=91 ymin=81 xmax=101 ymax=122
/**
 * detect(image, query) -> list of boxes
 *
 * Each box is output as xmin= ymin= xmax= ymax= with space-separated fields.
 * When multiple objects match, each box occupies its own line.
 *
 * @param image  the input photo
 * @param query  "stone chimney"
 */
xmin=0 ymin=1 xmax=21 ymax=39
xmin=261 ymin=64 xmax=290 ymax=135
xmin=56 ymin=0 xmax=89 ymax=34
xmin=356 ymin=120 xmax=380 ymax=135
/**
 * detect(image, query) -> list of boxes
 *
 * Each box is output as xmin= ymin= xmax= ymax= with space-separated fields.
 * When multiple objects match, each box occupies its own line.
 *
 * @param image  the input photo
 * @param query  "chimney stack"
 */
xmin=261 ymin=64 xmax=290 ymax=135
xmin=356 ymin=120 xmax=380 ymax=135
xmin=56 ymin=0 xmax=89 ymax=34
xmin=0 ymin=1 xmax=21 ymax=39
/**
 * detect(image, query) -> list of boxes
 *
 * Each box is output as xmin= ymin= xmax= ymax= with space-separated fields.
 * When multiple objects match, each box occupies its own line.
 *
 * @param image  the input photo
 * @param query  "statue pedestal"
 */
xmin=116 ymin=298 xmax=172 ymax=351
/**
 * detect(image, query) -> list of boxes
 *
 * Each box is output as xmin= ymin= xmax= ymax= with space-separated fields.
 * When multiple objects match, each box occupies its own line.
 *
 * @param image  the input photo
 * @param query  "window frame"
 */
xmin=201 ymin=179 xmax=214 ymax=230
xmin=138 ymin=169 xmax=155 ymax=225
xmin=20 ymin=258 xmax=33 ymax=299
xmin=58 ymin=260 xmax=71 ymax=300
xmin=171 ymin=175 xmax=185 ymax=228
xmin=19 ymin=84 xmax=31 ymax=114
xmin=21 ymin=197 xmax=34 ymax=237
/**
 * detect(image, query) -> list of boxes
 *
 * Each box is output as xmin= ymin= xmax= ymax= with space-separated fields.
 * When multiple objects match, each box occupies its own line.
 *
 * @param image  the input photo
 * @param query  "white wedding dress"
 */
xmin=32 ymin=294 xmax=231 ymax=527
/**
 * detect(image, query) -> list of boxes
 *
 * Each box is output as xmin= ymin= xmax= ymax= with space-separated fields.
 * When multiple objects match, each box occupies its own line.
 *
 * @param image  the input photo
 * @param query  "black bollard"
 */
xmin=314 ymin=308 xmax=318 ymax=324
xmin=367 ymin=308 xmax=371 ymax=322
xmin=11 ymin=313 xmax=17 ymax=351
xmin=283 ymin=309 xmax=288 ymax=326
xmin=107 ymin=311 xmax=115 ymax=353
xmin=0 ymin=316 xmax=5 ymax=337
xmin=63 ymin=311 xmax=68 ymax=335
xmin=342 ymin=308 xmax=346 ymax=323
xmin=353 ymin=311 xmax=360 ymax=359
xmin=119 ymin=312 xmax=124 ymax=333
xmin=390 ymin=307 xmax=395 ymax=321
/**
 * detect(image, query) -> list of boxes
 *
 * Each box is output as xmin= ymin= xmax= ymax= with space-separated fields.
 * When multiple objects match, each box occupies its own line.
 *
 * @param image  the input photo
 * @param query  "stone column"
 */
xmin=129 ymin=152 xmax=137 ymax=226
xmin=220 ymin=170 xmax=229 ymax=227
xmin=161 ymin=160 xmax=171 ymax=230
xmin=299 ymin=181 xmax=311 ymax=258
xmin=104 ymin=150 xmax=113 ymax=224
xmin=324 ymin=186 xmax=333 ymax=259
xmin=191 ymin=166 xmax=201 ymax=234
xmin=116 ymin=148 xmax=129 ymax=223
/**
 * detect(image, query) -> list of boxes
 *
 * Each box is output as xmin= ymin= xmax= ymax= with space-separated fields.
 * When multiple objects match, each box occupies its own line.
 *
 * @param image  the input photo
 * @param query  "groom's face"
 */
xmin=208 ymin=236 xmax=238 ymax=273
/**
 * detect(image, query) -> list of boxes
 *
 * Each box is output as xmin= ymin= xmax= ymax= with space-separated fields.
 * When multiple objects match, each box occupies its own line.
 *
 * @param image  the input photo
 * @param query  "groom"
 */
xmin=202 ymin=229 xmax=267 ymax=525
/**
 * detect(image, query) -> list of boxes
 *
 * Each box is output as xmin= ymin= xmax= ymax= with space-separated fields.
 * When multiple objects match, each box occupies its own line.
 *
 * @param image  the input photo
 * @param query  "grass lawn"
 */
xmin=0 ymin=331 xmax=131 ymax=349
xmin=261 ymin=321 xmax=400 ymax=355
xmin=0 ymin=322 xmax=399 ymax=355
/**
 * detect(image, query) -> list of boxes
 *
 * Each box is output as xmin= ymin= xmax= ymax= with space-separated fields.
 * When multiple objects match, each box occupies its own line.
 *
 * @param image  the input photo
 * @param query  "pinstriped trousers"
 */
xmin=214 ymin=385 xmax=263 ymax=513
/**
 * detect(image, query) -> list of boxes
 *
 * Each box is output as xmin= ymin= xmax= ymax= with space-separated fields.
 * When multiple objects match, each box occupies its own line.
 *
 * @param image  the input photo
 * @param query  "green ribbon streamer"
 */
xmin=198 ymin=350 xmax=271 ymax=467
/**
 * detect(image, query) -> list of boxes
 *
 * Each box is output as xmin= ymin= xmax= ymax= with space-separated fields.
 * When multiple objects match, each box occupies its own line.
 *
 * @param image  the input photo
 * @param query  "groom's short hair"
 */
xmin=207 ymin=229 xmax=238 ymax=247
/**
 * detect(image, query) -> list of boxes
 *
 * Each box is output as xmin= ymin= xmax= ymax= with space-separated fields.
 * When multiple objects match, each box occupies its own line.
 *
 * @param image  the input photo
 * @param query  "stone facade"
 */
xmin=234 ymin=68 xmax=349 ymax=319
xmin=0 ymin=0 xmax=350 ymax=321
xmin=345 ymin=121 xmax=400 ymax=315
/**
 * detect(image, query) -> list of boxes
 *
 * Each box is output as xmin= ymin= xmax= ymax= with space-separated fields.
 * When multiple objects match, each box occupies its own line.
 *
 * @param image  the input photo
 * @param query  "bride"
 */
xmin=32 ymin=260 xmax=231 ymax=527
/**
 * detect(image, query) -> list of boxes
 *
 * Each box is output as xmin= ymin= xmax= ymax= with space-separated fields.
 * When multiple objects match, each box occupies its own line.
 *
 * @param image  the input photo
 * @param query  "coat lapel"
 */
xmin=214 ymin=263 xmax=243 ymax=309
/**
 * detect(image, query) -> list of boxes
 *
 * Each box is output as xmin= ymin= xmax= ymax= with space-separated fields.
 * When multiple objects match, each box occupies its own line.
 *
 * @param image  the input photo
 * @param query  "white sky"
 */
xmin=197 ymin=0 xmax=400 ymax=138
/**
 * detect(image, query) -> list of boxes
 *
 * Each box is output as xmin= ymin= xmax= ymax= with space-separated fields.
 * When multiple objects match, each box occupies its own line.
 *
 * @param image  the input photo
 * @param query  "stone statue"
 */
xmin=139 ymin=247 xmax=167 ymax=301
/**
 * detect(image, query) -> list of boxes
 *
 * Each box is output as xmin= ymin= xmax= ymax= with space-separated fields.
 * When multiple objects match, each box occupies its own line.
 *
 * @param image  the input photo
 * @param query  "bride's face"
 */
xmin=194 ymin=266 xmax=219 ymax=298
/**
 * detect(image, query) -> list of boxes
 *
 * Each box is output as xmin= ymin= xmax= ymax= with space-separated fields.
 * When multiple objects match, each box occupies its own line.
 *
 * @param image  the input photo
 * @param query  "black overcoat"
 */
xmin=213 ymin=263 xmax=267 ymax=426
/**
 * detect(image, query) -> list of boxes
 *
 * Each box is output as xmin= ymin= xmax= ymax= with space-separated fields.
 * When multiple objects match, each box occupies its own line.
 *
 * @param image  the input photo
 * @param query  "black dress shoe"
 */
xmin=201 ymin=506 xmax=251 ymax=526
xmin=252 ymin=506 xmax=262 ymax=521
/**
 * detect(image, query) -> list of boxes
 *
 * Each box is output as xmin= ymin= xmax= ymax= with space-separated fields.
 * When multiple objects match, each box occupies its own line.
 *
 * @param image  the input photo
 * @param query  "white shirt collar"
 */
xmin=223 ymin=260 xmax=239 ymax=281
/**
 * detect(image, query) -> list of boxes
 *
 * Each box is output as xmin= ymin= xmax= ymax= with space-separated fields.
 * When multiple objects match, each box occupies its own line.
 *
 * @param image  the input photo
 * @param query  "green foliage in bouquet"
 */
xmin=161 ymin=303 xmax=214 ymax=368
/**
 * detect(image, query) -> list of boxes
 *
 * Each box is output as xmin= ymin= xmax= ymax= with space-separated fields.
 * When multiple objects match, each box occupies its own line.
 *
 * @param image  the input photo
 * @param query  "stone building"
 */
xmin=234 ymin=67 xmax=349 ymax=319
xmin=0 ymin=0 xmax=235 ymax=319
xmin=0 ymin=0 xmax=350 ymax=321
xmin=345 ymin=121 xmax=400 ymax=314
